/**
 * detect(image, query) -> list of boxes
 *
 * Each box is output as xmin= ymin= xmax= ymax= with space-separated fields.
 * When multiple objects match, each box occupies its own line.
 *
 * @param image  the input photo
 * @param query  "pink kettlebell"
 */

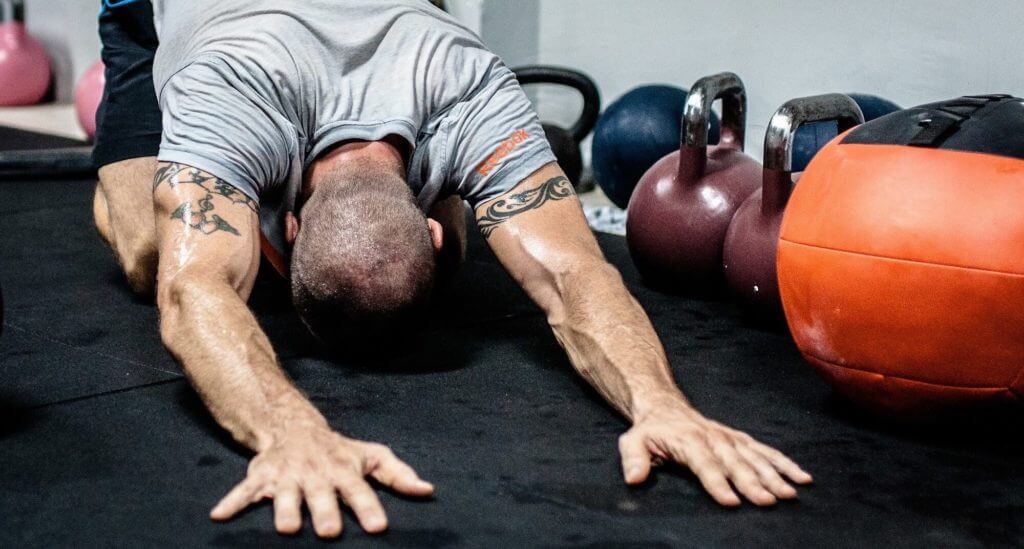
xmin=0 ymin=1 xmax=51 ymax=106
xmin=75 ymin=60 xmax=105 ymax=140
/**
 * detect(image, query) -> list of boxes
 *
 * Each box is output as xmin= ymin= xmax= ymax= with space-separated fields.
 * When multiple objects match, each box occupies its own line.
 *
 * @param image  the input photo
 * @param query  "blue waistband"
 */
xmin=99 ymin=0 xmax=148 ymax=16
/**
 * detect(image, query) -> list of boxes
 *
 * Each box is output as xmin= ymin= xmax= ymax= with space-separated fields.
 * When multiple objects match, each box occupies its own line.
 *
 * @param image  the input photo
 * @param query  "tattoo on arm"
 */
xmin=154 ymin=163 xmax=258 ymax=236
xmin=477 ymin=176 xmax=574 ymax=238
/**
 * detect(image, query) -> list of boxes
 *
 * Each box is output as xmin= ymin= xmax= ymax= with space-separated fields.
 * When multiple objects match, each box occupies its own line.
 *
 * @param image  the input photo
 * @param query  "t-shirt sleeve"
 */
xmin=442 ymin=67 xmax=557 ymax=209
xmin=156 ymin=59 xmax=295 ymax=203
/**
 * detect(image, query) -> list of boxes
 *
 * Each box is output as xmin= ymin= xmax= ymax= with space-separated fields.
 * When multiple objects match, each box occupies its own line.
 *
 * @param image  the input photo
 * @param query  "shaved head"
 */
xmin=290 ymin=159 xmax=435 ymax=346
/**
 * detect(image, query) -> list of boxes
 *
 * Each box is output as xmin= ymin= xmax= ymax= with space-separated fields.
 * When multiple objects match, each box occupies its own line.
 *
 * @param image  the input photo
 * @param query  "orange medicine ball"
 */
xmin=778 ymin=95 xmax=1024 ymax=415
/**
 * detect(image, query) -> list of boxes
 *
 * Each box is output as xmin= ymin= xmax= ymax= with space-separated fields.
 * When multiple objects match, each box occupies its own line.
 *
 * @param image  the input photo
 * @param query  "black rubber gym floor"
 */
xmin=1 ymin=128 xmax=1022 ymax=547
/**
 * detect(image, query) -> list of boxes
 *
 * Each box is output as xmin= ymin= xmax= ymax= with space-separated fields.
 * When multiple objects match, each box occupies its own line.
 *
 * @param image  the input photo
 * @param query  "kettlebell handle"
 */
xmin=678 ymin=72 xmax=746 ymax=183
xmin=513 ymin=65 xmax=602 ymax=143
xmin=761 ymin=93 xmax=865 ymax=215
xmin=683 ymin=72 xmax=746 ymax=151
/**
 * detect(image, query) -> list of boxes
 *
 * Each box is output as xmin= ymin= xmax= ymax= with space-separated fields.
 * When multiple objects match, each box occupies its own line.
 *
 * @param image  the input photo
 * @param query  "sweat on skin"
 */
xmin=100 ymin=0 xmax=817 ymax=539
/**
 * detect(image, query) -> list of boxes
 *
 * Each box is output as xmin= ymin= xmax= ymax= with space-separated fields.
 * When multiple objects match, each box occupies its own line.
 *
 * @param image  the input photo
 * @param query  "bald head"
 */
xmin=290 ymin=158 xmax=436 ymax=345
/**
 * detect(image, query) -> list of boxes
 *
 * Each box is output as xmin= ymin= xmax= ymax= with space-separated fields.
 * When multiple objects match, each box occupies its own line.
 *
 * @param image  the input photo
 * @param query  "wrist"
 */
xmin=629 ymin=389 xmax=693 ymax=423
xmin=251 ymin=401 xmax=331 ymax=452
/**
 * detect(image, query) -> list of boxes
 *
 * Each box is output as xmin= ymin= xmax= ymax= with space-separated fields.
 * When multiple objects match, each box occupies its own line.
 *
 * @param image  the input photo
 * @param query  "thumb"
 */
xmin=369 ymin=451 xmax=435 ymax=497
xmin=618 ymin=431 xmax=652 ymax=485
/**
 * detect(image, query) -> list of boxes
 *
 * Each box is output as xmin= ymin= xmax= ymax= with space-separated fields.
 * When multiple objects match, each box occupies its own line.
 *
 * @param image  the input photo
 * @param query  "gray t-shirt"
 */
xmin=151 ymin=0 xmax=555 ymax=255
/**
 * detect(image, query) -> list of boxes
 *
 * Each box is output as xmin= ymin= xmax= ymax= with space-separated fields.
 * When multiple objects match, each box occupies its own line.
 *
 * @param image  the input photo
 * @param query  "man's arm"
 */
xmin=153 ymin=163 xmax=433 ymax=538
xmin=477 ymin=162 xmax=812 ymax=507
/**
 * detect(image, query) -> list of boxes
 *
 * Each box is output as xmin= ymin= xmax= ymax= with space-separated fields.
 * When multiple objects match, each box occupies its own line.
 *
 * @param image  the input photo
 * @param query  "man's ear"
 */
xmin=427 ymin=218 xmax=444 ymax=253
xmin=285 ymin=211 xmax=300 ymax=245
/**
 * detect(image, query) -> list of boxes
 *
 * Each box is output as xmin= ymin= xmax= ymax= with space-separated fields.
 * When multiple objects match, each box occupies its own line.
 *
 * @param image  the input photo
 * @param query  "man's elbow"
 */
xmin=156 ymin=272 xmax=206 ymax=349
xmin=542 ymin=256 xmax=624 ymax=326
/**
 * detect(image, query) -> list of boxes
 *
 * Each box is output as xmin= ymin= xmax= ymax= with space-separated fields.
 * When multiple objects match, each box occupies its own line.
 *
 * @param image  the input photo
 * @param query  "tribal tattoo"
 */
xmin=477 ymin=176 xmax=574 ymax=238
xmin=153 ymin=163 xmax=258 ymax=236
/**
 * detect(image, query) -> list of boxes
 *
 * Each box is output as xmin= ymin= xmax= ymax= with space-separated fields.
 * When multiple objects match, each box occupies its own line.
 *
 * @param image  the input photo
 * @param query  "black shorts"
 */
xmin=92 ymin=0 xmax=162 ymax=168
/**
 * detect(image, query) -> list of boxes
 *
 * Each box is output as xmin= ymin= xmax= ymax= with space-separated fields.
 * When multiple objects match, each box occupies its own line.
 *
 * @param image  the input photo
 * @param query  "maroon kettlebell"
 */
xmin=722 ymin=94 xmax=864 ymax=317
xmin=626 ymin=72 xmax=761 ymax=293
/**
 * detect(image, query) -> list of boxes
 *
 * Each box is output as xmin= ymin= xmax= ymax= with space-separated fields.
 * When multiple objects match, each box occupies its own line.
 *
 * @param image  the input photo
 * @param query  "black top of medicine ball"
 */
xmin=842 ymin=94 xmax=1024 ymax=161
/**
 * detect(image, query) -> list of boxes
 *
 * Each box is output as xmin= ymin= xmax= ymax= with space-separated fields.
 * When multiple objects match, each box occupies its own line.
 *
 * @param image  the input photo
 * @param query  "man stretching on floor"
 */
xmin=92 ymin=0 xmax=811 ymax=538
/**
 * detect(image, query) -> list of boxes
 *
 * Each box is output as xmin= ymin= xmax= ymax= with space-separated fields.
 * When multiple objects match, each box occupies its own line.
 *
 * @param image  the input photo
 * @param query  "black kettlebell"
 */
xmin=513 ymin=65 xmax=601 ymax=188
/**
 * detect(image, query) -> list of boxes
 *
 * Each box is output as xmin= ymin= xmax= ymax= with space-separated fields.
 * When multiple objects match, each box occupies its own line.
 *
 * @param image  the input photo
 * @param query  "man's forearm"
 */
xmin=159 ymin=275 xmax=326 ymax=450
xmin=546 ymin=259 xmax=687 ymax=421
xmin=482 ymin=165 xmax=812 ymax=502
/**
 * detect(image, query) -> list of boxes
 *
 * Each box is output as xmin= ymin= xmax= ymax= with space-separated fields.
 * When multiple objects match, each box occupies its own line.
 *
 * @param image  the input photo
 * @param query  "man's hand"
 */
xmin=618 ymin=402 xmax=812 ymax=506
xmin=211 ymin=425 xmax=434 ymax=538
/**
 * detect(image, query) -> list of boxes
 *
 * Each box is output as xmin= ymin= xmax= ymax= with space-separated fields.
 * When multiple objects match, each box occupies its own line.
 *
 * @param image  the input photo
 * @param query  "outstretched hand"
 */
xmin=210 ymin=426 xmax=434 ymax=538
xmin=618 ymin=404 xmax=812 ymax=506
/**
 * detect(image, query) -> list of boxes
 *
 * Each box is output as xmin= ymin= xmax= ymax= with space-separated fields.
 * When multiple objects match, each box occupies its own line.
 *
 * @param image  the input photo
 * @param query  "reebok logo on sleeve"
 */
xmin=476 ymin=128 xmax=530 ymax=177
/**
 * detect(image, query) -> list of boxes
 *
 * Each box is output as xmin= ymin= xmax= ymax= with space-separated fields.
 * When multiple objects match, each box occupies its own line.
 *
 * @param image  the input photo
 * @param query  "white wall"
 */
xmin=536 ymin=0 xmax=1024 ymax=161
xmin=25 ymin=0 xmax=102 ymax=102
xmin=22 ymin=0 xmax=1024 ymax=150
xmin=449 ymin=0 xmax=539 ymax=67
